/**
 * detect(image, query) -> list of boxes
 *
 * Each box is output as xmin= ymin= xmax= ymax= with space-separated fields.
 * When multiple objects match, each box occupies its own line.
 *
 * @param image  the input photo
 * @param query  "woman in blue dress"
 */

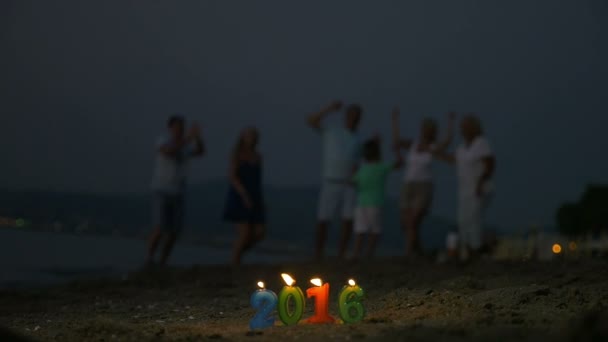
xmin=223 ymin=127 xmax=266 ymax=265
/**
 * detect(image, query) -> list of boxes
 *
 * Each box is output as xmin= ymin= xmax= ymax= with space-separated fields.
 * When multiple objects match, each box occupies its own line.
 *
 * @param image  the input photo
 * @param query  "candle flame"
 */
xmin=257 ymin=281 xmax=265 ymax=289
xmin=348 ymin=279 xmax=356 ymax=286
xmin=310 ymin=278 xmax=323 ymax=286
xmin=281 ymin=273 xmax=295 ymax=286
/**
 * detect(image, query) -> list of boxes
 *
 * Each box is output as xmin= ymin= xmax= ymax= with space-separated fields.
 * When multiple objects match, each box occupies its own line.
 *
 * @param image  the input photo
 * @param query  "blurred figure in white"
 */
xmin=307 ymin=101 xmax=362 ymax=261
xmin=435 ymin=114 xmax=496 ymax=261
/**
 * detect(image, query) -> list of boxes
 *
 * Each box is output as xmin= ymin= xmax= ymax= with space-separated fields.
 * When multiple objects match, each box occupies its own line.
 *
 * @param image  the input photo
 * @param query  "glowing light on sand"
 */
xmin=257 ymin=281 xmax=265 ymax=289
xmin=310 ymin=278 xmax=323 ymax=286
xmin=281 ymin=273 xmax=295 ymax=286
xmin=569 ymin=241 xmax=577 ymax=251
xmin=348 ymin=279 xmax=356 ymax=286
xmin=552 ymin=243 xmax=562 ymax=254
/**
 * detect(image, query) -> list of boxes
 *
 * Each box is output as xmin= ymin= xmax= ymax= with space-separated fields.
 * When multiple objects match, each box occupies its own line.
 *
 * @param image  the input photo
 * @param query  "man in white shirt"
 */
xmin=435 ymin=114 xmax=495 ymax=260
xmin=307 ymin=101 xmax=362 ymax=260
xmin=147 ymin=115 xmax=205 ymax=266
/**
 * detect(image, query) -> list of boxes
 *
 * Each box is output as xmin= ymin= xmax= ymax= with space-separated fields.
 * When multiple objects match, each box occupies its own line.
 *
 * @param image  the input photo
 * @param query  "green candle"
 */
xmin=277 ymin=273 xmax=305 ymax=326
xmin=338 ymin=279 xmax=365 ymax=323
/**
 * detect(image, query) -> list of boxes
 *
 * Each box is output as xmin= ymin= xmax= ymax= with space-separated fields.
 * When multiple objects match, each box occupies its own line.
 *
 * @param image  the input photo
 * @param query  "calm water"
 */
xmin=0 ymin=215 xmax=446 ymax=288
xmin=0 ymin=229 xmax=307 ymax=288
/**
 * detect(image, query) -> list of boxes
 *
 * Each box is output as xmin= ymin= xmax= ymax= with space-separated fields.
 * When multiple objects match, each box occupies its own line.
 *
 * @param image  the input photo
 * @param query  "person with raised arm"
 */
xmin=351 ymin=136 xmax=404 ymax=260
xmin=148 ymin=115 xmax=205 ymax=266
xmin=307 ymin=101 xmax=362 ymax=260
xmin=392 ymin=108 xmax=455 ymax=257
xmin=433 ymin=114 xmax=496 ymax=261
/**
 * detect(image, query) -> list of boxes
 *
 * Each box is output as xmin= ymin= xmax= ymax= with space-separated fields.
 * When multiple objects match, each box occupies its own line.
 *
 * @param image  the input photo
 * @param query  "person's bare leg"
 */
xmin=315 ymin=221 xmax=329 ymax=260
xmin=405 ymin=208 xmax=417 ymax=257
xmin=254 ymin=224 xmax=265 ymax=244
xmin=352 ymin=233 xmax=365 ymax=260
xmin=337 ymin=219 xmax=353 ymax=260
xmin=147 ymin=226 xmax=162 ymax=264
xmin=159 ymin=232 xmax=177 ymax=265
xmin=399 ymin=208 xmax=409 ymax=256
xmin=244 ymin=224 xmax=266 ymax=252
xmin=367 ymin=233 xmax=379 ymax=259
xmin=232 ymin=224 xmax=252 ymax=265
xmin=409 ymin=208 xmax=427 ymax=255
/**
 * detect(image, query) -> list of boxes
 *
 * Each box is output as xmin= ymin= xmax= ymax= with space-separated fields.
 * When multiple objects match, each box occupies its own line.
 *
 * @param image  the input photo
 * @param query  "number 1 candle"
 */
xmin=338 ymin=279 xmax=365 ymax=323
xmin=249 ymin=281 xmax=278 ymax=330
xmin=278 ymin=273 xmax=305 ymax=325
xmin=306 ymin=278 xmax=335 ymax=324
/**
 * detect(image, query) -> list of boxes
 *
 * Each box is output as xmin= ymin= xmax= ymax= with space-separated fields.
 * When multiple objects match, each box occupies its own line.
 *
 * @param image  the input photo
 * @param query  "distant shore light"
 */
xmin=552 ymin=243 xmax=562 ymax=254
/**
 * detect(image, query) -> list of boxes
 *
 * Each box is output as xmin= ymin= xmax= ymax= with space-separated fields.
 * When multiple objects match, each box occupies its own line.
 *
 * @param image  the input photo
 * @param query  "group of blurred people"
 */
xmin=145 ymin=101 xmax=495 ymax=266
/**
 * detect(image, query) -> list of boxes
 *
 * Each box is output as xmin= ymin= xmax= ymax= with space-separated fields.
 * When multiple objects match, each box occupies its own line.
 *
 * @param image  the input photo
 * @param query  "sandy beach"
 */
xmin=0 ymin=258 xmax=607 ymax=341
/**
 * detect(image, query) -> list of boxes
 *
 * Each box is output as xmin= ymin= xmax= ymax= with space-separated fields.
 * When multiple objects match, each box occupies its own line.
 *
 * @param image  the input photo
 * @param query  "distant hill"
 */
xmin=0 ymin=182 xmax=458 ymax=252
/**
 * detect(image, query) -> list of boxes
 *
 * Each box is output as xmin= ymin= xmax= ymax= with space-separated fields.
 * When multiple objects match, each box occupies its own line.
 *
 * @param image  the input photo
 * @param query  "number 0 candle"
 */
xmin=278 ymin=273 xmax=305 ymax=326
xmin=306 ymin=278 xmax=335 ymax=324
xmin=249 ymin=281 xmax=278 ymax=330
xmin=338 ymin=279 xmax=365 ymax=323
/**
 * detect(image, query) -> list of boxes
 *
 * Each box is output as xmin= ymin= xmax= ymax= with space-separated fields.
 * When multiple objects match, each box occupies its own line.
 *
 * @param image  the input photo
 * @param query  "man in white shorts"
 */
xmin=307 ymin=101 xmax=362 ymax=260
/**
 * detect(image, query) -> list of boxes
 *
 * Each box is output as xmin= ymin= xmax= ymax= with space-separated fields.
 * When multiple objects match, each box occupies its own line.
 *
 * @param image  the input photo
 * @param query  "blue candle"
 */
xmin=250 ymin=281 xmax=278 ymax=330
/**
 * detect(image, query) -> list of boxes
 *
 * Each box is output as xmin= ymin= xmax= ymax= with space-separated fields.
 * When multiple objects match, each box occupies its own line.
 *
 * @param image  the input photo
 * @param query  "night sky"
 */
xmin=1 ymin=1 xmax=607 ymax=229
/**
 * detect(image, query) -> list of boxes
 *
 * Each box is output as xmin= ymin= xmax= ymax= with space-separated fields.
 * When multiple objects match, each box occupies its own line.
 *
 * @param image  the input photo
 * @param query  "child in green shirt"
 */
xmin=352 ymin=138 xmax=403 ymax=259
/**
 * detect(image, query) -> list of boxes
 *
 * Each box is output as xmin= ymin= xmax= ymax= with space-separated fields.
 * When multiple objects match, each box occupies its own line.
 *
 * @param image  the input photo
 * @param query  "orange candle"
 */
xmin=306 ymin=278 xmax=335 ymax=324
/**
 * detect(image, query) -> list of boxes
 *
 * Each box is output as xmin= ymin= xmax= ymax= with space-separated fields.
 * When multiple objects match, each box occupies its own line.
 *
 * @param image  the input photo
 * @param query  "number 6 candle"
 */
xmin=338 ymin=279 xmax=365 ymax=323
xmin=306 ymin=278 xmax=335 ymax=324
xmin=278 ymin=273 xmax=305 ymax=326
xmin=249 ymin=281 xmax=278 ymax=330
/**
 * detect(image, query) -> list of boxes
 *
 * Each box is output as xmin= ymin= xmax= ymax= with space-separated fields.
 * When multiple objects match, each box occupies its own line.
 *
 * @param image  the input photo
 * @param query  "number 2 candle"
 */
xmin=338 ymin=279 xmax=365 ymax=323
xmin=306 ymin=278 xmax=335 ymax=324
xmin=249 ymin=281 xmax=278 ymax=330
xmin=278 ymin=273 xmax=305 ymax=325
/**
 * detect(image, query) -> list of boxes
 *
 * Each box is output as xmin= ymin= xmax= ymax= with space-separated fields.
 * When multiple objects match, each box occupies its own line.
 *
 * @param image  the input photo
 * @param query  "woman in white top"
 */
xmin=434 ymin=114 xmax=496 ymax=260
xmin=392 ymin=108 xmax=455 ymax=257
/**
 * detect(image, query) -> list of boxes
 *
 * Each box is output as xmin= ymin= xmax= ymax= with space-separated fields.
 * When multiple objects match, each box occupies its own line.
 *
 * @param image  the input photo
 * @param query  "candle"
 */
xmin=249 ymin=281 xmax=278 ymax=330
xmin=277 ymin=273 xmax=305 ymax=326
xmin=338 ymin=279 xmax=365 ymax=323
xmin=306 ymin=278 xmax=335 ymax=324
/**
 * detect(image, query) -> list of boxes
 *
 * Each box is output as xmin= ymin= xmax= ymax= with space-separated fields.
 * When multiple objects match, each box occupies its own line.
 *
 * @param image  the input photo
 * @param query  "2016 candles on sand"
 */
xmin=249 ymin=281 xmax=278 ymax=330
xmin=249 ymin=275 xmax=365 ymax=329
xmin=278 ymin=273 xmax=305 ymax=325
xmin=338 ymin=279 xmax=365 ymax=323
xmin=306 ymin=278 xmax=336 ymax=323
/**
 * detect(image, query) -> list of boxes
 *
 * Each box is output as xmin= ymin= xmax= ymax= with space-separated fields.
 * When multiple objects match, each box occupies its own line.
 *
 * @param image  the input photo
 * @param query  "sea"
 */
xmin=0 ymin=185 xmax=462 ymax=288
xmin=0 ymin=218 xmax=451 ymax=289
xmin=0 ymin=229 xmax=307 ymax=289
